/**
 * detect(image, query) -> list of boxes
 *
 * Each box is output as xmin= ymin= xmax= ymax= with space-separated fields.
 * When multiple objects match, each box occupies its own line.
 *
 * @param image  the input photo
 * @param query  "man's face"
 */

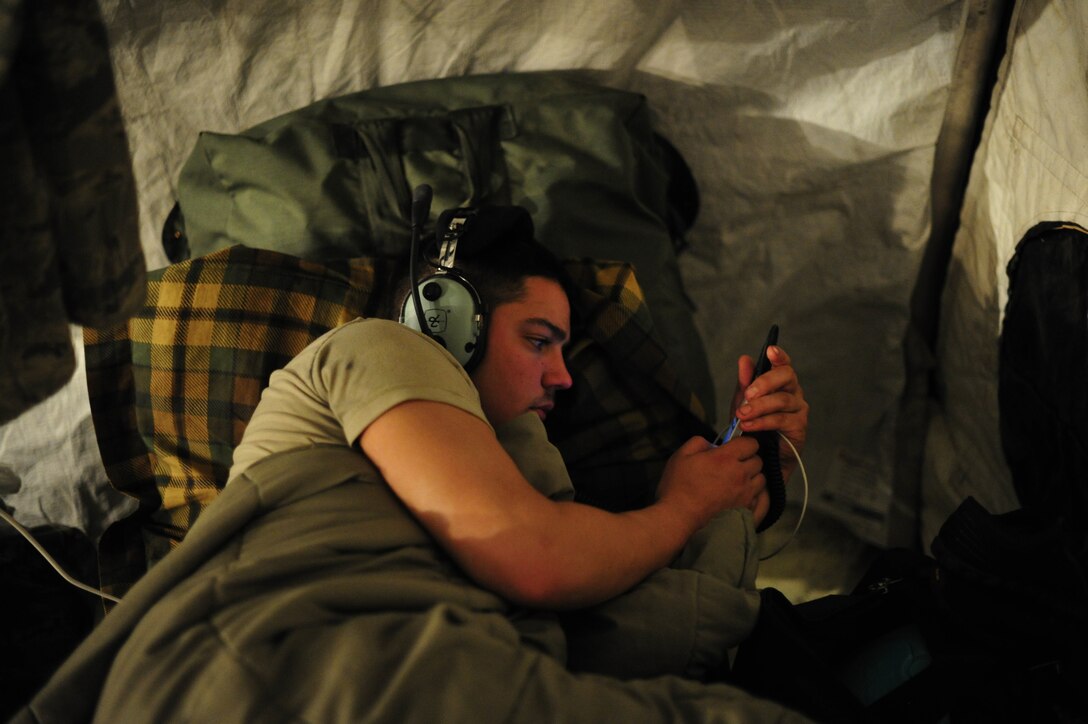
xmin=470 ymin=276 xmax=573 ymax=426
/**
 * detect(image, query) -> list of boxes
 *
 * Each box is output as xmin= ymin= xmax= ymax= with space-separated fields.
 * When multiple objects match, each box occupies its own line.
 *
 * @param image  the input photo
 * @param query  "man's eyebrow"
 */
xmin=525 ymin=318 xmax=569 ymax=344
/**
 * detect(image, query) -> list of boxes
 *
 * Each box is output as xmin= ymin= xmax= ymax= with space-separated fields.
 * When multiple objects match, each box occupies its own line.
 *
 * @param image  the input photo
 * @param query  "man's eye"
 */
xmin=528 ymin=337 xmax=548 ymax=350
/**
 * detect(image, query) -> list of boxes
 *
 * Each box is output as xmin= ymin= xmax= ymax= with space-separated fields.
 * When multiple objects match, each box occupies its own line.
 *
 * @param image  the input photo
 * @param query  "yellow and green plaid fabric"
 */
xmin=551 ymin=260 xmax=712 ymax=512
xmin=85 ymin=246 xmax=711 ymax=596
xmin=84 ymin=247 xmax=391 ymax=592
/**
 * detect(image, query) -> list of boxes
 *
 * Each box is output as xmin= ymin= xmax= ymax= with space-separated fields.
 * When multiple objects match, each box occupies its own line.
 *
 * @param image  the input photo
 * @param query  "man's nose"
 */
xmin=545 ymin=352 xmax=573 ymax=390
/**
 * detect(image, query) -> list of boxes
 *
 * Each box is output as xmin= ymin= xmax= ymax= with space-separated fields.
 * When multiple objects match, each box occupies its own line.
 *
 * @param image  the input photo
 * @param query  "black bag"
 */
xmin=929 ymin=496 xmax=1088 ymax=721
xmin=731 ymin=549 xmax=952 ymax=723
xmin=999 ymin=221 xmax=1088 ymax=569
xmin=730 ymin=544 xmax=1082 ymax=723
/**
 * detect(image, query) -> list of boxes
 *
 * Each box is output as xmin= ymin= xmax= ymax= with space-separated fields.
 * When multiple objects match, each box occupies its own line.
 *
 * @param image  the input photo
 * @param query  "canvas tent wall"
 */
xmin=1 ymin=0 xmax=1074 ymax=567
xmin=923 ymin=0 xmax=1088 ymax=544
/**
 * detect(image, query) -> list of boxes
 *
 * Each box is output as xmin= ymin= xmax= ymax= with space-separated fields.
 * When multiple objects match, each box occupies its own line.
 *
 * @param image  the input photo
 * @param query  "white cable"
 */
xmin=758 ymin=432 xmax=809 ymax=561
xmin=0 ymin=432 xmax=807 ymax=597
xmin=0 ymin=507 xmax=122 ymax=604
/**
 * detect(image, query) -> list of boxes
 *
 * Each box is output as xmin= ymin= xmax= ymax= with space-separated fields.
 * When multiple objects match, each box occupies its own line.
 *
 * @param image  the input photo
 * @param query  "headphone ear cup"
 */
xmin=399 ymin=272 xmax=486 ymax=370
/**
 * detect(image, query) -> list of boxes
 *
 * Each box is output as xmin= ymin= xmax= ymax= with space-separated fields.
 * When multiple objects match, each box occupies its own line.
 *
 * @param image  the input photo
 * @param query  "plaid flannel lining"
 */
xmin=85 ymin=247 xmax=709 ymax=595
xmin=552 ymin=260 xmax=712 ymax=512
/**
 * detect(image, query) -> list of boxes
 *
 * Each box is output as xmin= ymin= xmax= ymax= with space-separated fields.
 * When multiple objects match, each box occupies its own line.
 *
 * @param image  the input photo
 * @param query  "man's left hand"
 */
xmin=730 ymin=345 xmax=808 ymax=483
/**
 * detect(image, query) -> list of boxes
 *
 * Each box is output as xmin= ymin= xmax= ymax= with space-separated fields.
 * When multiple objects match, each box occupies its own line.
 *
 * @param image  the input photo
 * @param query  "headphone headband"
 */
xmin=436 ymin=209 xmax=476 ymax=270
xmin=400 ymin=197 xmax=537 ymax=371
xmin=433 ymin=205 xmax=535 ymax=261
xmin=400 ymin=201 xmax=487 ymax=370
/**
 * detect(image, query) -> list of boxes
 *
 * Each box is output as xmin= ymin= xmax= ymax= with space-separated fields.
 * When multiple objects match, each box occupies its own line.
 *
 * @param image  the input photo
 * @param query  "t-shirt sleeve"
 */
xmin=229 ymin=318 xmax=491 ymax=483
xmin=311 ymin=318 xmax=491 ymax=446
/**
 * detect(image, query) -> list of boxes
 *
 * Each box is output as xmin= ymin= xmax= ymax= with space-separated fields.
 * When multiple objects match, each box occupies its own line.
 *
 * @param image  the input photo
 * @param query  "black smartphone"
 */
xmin=716 ymin=324 xmax=779 ymax=444
xmin=713 ymin=324 xmax=787 ymax=531
xmin=752 ymin=324 xmax=779 ymax=379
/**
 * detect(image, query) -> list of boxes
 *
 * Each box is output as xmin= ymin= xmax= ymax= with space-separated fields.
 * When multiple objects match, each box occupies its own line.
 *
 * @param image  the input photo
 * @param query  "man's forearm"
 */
xmin=362 ymin=400 xmax=703 ymax=610
xmin=450 ymin=496 xmax=697 ymax=610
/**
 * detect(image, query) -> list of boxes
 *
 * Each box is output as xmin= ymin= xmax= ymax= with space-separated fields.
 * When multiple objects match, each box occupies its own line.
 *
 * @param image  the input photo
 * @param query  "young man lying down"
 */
xmin=19 ymin=206 xmax=811 ymax=723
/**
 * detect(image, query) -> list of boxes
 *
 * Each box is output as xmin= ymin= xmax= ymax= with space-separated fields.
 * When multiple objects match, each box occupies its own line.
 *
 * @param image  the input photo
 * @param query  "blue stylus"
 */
xmin=715 ymin=416 xmax=742 ymax=445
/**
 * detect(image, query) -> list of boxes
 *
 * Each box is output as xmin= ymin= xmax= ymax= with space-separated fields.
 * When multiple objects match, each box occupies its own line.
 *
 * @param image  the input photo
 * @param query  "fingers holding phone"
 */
xmin=733 ymin=339 xmax=808 ymax=491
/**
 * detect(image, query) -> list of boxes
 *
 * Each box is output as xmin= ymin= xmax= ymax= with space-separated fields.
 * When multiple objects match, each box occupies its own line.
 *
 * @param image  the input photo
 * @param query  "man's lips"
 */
xmin=531 ymin=402 xmax=554 ymax=419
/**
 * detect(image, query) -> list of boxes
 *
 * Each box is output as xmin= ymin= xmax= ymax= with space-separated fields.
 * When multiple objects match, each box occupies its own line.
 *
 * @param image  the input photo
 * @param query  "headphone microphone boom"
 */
xmin=408 ymin=184 xmax=435 ymax=346
xmin=411 ymin=183 xmax=433 ymax=227
xmin=400 ymin=184 xmax=487 ymax=371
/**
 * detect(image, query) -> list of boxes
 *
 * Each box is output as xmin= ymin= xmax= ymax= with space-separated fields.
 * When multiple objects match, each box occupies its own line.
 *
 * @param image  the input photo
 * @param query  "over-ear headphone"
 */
xmin=399 ymin=186 xmax=487 ymax=370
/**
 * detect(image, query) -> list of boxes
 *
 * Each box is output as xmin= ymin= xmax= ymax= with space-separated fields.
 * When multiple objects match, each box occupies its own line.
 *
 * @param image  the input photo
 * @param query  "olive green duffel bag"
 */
xmin=167 ymin=70 xmax=714 ymax=423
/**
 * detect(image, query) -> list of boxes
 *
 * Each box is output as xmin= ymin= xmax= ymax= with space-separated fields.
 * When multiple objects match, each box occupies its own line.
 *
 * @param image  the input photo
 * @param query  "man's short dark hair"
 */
xmin=384 ymin=205 xmax=577 ymax=318
xmin=453 ymin=234 xmax=573 ymax=309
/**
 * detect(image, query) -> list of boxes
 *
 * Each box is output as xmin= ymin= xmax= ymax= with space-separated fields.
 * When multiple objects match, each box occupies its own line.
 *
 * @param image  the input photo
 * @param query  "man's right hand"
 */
xmin=656 ymin=435 xmax=768 ymax=529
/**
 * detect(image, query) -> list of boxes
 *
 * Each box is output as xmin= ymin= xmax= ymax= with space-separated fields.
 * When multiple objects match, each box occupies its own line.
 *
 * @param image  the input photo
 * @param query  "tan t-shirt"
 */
xmin=229 ymin=317 xmax=490 ymax=482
